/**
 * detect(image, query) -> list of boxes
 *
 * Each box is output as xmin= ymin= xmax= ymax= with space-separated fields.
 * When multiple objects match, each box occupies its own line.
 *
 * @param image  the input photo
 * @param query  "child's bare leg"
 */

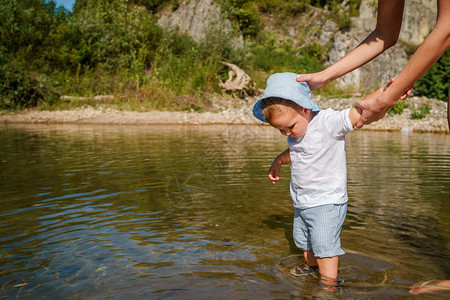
xmin=304 ymin=251 xmax=318 ymax=266
xmin=316 ymin=256 xmax=338 ymax=280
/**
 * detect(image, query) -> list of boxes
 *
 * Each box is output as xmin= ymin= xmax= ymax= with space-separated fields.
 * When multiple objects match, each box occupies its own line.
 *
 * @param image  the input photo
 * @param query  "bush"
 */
xmin=152 ymin=36 xmax=221 ymax=95
xmin=231 ymin=1 xmax=262 ymax=37
xmin=411 ymin=103 xmax=431 ymax=119
xmin=73 ymin=0 xmax=162 ymax=72
xmin=0 ymin=61 xmax=59 ymax=109
xmin=300 ymin=41 xmax=327 ymax=61
xmin=248 ymin=46 xmax=322 ymax=73
xmin=388 ymin=99 xmax=408 ymax=116
xmin=414 ymin=50 xmax=449 ymax=101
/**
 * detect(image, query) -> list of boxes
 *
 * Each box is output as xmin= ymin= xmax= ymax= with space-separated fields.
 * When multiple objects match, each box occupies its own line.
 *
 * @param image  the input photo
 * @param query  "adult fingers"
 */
xmin=295 ymin=74 xmax=312 ymax=82
xmin=400 ymin=88 xmax=412 ymax=100
xmin=354 ymin=101 xmax=367 ymax=128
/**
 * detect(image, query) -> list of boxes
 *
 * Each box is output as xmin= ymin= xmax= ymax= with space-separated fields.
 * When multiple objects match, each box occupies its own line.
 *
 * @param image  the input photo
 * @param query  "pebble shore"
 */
xmin=0 ymin=96 xmax=448 ymax=133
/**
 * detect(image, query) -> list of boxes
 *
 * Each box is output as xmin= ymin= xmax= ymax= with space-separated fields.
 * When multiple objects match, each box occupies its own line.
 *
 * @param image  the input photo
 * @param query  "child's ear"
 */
xmin=302 ymin=108 xmax=312 ymax=115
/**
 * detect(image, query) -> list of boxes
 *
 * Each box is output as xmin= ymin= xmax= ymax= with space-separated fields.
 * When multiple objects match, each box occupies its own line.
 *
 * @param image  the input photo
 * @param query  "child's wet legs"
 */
xmin=316 ymin=256 xmax=338 ymax=280
xmin=304 ymin=251 xmax=318 ymax=266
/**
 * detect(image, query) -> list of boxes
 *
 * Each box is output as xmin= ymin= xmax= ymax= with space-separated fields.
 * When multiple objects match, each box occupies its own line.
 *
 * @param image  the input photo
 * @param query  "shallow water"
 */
xmin=0 ymin=124 xmax=449 ymax=299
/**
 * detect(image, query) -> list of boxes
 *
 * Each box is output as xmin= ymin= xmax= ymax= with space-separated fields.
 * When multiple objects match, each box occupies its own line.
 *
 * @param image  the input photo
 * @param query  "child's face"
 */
xmin=268 ymin=106 xmax=310 ymax=139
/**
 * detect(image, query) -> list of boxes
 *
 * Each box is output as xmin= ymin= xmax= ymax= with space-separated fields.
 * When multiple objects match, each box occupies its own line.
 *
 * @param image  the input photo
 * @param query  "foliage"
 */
xmin=414 ymin=50 xmax=449 ymax=101
xmin=249 ymin=30 xmax=323 ymax=73
xmin=300 ymin=41 xmax=327 ymax=61
xmin=0 ymin=0 xmax=66 ymax=108
xmin=198 ymin=14 xmax=246 ymax=64
xmin=152 ymin=36 xmax=220 ymax=95
xmin=0 ymin=60 xmax=59 ymax=109
xmin=223 ymin=0 xmax=262 ymax=37
xmin=387 ymin=99 xmax=408 ymax=116
xmin=74 ymin=0 xmax=171 ymax=14
xmin=256 ymin=0 xmax=308 ymax=15
xmin=0 ymin=0 xmax=66 ymax=57
xmin=411 ymin=103 xmax=431 ymax=119
xmin=72 ymin=0 xmax=162 ymax=72
xmin=247 ymin=40 xmax=322 ymax=74
xmin=330 ymin=6 xmax=352 ymax=30
xmin=1 ymin=0 xmax=443 ymax=112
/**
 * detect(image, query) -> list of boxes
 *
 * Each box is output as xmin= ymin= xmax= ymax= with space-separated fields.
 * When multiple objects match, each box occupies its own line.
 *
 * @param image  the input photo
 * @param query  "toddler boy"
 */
xmin=252 ymin=72 xmax=382 ymax=292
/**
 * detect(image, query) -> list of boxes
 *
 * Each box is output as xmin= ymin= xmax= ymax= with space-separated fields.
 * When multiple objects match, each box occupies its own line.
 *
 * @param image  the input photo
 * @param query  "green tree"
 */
xmin=0 ymin=0 xmax=68 ymax=107
xmin=73 ymin=0 xmax=162 ymax=71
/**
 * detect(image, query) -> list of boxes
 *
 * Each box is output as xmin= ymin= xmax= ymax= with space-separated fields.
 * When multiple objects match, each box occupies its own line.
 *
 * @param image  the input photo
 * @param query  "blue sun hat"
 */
xmin=252 ymin=72 xmax=321 ymax=123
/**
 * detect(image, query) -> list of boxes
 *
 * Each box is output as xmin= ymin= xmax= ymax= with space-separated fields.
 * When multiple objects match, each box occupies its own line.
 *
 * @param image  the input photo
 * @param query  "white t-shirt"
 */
xmin=288 ymin=108 xmax=353 ymax=209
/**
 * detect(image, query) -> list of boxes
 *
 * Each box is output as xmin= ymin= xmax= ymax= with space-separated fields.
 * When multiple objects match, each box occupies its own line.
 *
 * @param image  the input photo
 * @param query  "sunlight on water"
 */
xmin=0 ymin=124 xmax=449 ymax=299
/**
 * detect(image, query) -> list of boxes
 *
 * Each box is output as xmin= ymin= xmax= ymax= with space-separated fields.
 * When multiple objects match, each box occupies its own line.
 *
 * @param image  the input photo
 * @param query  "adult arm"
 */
xmin=297 ymin=0 xmax=405 ymax=90
xmin=268 ymin=149 xmax=290 ymax=184
xmin=355 ymin=0 xmax=450 ymax=127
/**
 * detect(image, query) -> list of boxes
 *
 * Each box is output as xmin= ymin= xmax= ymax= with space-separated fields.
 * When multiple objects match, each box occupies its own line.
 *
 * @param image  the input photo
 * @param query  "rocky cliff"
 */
xmin=157 ymin=0 xmax=227 ymax=42
xmin=157 ymin=0 xmax=438 ymax=92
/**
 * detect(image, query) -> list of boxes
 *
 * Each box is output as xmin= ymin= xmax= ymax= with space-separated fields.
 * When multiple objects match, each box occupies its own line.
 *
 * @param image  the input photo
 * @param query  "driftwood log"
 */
xmin=219 ymin=62 xmax=259 ymax=96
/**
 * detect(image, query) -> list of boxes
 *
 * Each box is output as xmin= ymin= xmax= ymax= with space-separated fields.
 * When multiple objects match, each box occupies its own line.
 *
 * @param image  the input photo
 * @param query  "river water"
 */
xmin=0 ymin=124 xmax=449 ymax=299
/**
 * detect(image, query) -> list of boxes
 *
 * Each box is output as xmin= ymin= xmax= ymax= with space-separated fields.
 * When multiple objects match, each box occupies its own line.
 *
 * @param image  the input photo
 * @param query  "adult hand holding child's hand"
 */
xmin=354 ymin=78 xmax=412 ymax=128
xmin=354 ymin=98 xmax=390 ymax=128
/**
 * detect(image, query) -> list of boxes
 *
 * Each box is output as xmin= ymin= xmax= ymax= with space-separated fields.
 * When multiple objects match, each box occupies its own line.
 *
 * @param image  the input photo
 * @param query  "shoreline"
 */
xmin=0 ymin=96 xmax=448 ymax=133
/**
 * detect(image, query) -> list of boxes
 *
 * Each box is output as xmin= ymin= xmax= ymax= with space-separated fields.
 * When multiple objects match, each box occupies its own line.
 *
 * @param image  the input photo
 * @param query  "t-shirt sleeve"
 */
xmin=323 ymin=108 xmax=353 ymax=139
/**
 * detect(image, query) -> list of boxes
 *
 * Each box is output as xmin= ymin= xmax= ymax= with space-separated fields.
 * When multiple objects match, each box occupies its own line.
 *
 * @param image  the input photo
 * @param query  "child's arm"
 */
xmin=268 ymin=149 xmax=291 ymax=184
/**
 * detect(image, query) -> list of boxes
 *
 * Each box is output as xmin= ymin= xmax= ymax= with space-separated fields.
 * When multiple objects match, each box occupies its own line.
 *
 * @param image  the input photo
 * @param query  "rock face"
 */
xmin=328 ymin=0 xmax=437 ymax=91
xmin=157 ymin=0 xmax=229 ymax=43
xmin=400 ymin=1 xmax=437 ymax=45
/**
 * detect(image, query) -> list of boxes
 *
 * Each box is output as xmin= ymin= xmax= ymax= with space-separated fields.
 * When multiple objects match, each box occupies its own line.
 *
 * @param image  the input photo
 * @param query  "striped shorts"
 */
xmin=293 ymin=203 xmax=347 ymax=258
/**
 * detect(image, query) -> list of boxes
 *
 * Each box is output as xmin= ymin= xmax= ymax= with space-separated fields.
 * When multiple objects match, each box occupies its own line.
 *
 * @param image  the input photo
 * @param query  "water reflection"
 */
xmin=0 ymin=124 xmax=449 ymax=299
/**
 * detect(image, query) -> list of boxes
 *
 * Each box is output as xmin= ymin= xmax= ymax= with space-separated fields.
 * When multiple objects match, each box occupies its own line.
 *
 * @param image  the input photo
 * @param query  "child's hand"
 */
xmin=268 ymin=159 xmax=282 ymax=184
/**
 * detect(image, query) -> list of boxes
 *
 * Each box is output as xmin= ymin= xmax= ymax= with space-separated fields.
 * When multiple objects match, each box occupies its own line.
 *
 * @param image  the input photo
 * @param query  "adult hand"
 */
xmin=354 ymin=97 xmax=391 ymax=128
xmin=296 ymin=72 xmax=328 ymax=91
xmin=355 ymin=78 xmax=412 ymax=128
